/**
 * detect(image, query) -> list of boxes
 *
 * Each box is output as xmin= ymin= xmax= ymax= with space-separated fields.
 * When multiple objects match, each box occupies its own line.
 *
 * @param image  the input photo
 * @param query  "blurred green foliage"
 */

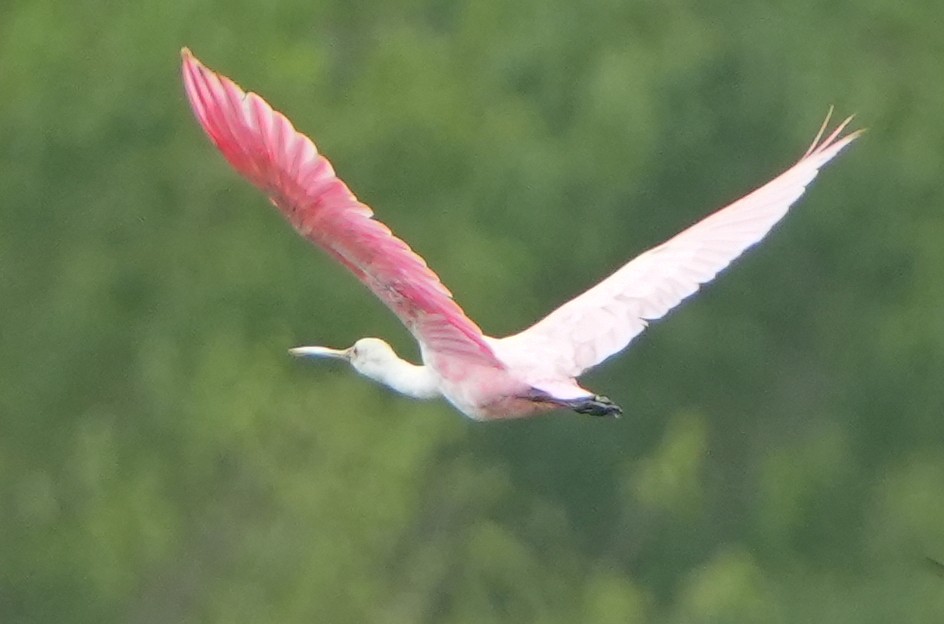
xmin=2 ymin=0 xmax=943 ymax=622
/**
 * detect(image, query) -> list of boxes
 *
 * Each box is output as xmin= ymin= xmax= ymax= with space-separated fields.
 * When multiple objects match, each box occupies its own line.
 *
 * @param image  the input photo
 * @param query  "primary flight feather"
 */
xmin=181 ymin=49 xmax=861 ymax=421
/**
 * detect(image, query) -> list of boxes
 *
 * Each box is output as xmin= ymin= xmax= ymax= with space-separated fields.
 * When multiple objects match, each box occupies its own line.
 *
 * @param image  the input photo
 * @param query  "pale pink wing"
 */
xmin=501 ymin=116 xmax=862 ymax=379
xmin=181 ymin=50 xmax=502 ymax=369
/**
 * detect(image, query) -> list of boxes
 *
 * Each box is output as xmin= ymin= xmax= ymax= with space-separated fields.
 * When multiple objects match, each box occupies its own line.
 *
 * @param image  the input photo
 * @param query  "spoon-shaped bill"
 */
xmin=289 ymin=346 xmax=351 ymax=360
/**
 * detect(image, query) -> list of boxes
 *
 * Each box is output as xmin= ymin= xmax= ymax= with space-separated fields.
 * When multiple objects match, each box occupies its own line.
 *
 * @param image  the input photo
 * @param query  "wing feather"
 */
xmin=500 ymin=116 xmax=861 ymax=379
xmin=181 ymin=50 xmax=502 ymax=369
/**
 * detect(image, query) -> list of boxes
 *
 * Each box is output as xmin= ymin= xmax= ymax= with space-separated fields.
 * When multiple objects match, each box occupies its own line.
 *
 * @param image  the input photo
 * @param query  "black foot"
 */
xmin=572 ymin=395 xmax=623 ymax=418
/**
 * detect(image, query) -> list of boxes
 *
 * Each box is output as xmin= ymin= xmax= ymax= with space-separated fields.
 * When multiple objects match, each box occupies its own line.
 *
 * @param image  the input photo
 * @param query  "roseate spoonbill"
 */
xmin=181 ymin=49 xmax=860 ymax=420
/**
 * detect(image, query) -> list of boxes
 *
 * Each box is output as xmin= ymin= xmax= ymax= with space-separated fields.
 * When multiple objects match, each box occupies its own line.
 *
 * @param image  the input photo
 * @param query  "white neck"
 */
xmin=361 ymin=357 xmax=440 ymax=400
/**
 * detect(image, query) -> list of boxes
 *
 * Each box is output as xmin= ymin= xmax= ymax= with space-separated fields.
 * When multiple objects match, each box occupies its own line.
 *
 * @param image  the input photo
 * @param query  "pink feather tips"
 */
xmin=181 ymin=49 xmax=354 ymax=215
xmin=181 ymin=49 xmax=270 ymax=183
xmin=803 ymin=107 xmax=865 ymax=160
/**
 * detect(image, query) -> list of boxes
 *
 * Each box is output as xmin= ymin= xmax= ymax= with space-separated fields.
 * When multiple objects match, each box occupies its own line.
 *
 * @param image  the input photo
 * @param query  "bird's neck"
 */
xmin=366 ymin=358 xmax=440 ymax=400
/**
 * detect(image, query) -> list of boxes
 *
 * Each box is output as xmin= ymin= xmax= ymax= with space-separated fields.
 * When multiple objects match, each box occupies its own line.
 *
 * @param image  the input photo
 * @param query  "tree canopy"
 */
xmin=2 ymin=0 xmax=943 ymax=622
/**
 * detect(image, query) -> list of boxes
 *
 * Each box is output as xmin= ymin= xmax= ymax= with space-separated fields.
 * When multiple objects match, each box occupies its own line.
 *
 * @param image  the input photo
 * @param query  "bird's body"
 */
xmin=182 ymin=49 xmax=861 ymax=421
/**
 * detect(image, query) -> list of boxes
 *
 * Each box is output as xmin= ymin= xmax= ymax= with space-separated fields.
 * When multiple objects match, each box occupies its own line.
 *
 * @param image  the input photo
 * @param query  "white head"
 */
xmin=289 ymin=337 xmax=439 ymax=399
xmin=290 ymin=337 xmax=399 ymax=377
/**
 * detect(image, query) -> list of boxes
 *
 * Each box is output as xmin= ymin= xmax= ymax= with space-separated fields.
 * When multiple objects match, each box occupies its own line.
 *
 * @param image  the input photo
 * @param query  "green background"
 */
xmin=2 ymin=0 xmax=943 ymax=621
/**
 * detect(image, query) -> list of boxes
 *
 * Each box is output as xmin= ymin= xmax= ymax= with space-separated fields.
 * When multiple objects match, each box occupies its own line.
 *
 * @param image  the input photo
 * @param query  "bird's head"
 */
xmin=290 ymin=337 xmax=399 ymax=378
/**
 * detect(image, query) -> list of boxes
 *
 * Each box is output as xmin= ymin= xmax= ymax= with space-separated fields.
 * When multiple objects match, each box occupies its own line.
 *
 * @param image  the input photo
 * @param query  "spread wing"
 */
xmin=181 ymin=50 xmax=503 ymax=369
xmin=500 ymin=115 xmax=862 ymax=379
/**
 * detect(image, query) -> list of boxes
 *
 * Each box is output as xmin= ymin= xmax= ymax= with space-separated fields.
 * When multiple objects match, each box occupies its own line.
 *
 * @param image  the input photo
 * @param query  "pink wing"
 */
xmin=499 ymin=115 xmax=862 ymax=379
xmin=181 ymin=50 xmax=503 ymax=369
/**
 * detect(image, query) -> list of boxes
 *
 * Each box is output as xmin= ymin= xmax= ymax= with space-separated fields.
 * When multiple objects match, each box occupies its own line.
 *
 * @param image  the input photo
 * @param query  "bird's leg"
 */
xmin=570 ymin=395 xmax=623 ymax=418
xmin=526 ymin=389 xmax=623 ymax=418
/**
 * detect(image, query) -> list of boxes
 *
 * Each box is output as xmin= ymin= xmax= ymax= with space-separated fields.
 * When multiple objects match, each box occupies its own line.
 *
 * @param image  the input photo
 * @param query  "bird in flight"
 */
xmin=181 ymin=49 xmax=860 ymax=421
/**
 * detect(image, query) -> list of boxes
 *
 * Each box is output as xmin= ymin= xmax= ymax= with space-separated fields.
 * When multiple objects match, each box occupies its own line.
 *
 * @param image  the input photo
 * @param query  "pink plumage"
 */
xmin=181 ymin=49 xmax=502 ymax=372
xmin=181 ymin=49 xmax=861 ymax=420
